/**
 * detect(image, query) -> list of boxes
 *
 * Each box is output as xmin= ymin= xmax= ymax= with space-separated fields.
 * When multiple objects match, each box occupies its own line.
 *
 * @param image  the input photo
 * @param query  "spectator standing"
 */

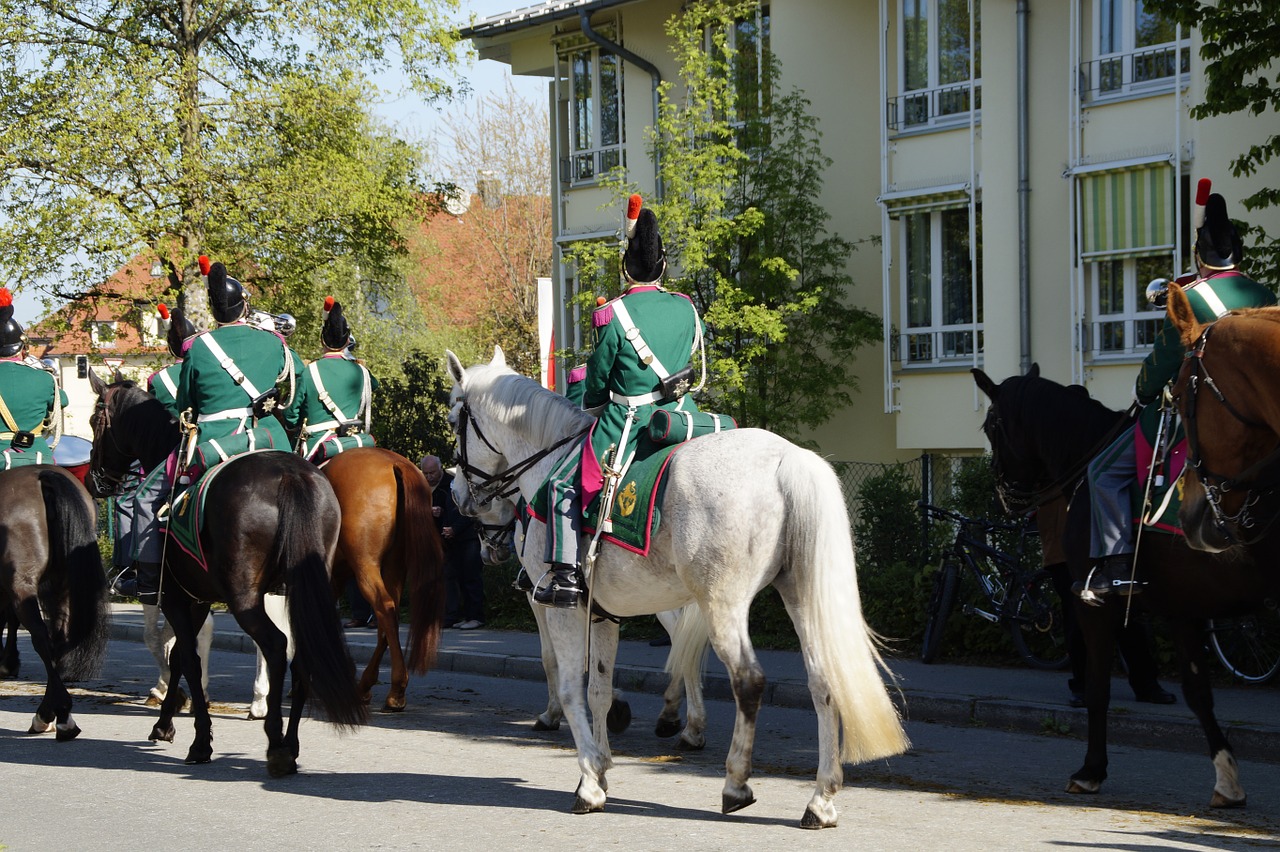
xmin=420 ymin=455 xmax=485 ymax=629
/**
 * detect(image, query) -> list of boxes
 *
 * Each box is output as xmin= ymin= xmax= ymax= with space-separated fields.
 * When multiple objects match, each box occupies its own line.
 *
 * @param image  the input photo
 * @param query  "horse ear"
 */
xmin=492 ymin=344 xmax=506 ymax=367
xmin=87 ymin=367 xmax=107 ymax=396
xmin=112 ymin=367 xmax=125 ymax=384
xmin=1027 ymin=362 xmax=1040 ymax=378
xmin=1166 ymin=283 xmax=1203 ymax=348
xmin=444 ymin=349 xmax=467 ymax=386
xmin=971 ymin=368 xmax=999 ymax=401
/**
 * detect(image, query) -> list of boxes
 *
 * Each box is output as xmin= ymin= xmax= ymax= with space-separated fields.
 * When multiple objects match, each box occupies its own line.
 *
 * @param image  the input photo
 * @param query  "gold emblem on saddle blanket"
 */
xmin=618 ymin=480 xmax=638 ymax=517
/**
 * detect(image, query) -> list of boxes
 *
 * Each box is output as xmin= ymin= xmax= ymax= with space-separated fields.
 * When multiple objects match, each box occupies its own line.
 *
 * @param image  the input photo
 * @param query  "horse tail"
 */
xmin=275 ymin=467 xmax=368 ymax=731
xmin=397 ymin=462 xmax=445 ymax=674
xmin=663 ymin=603 xmax=710 ymax=687
xmin=39 ymin=470 xmax=109 ymax=680
xmin=777 ymin=449 xmax=910 ymax=764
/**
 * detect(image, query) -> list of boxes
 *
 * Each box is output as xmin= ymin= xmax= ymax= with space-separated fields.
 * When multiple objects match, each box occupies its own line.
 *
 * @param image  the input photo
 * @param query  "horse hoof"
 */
xmin=675 ymin=736 xmax=706 ymax=752
xmin=800 ymin=806 xmax=837 ymax=830
xmin=654 ymin=718 xmax=682 ymax=738
xmin=56 ymin=723 xmax=81 ymax=742
xmin=184 ymin=751 xmax=213 ymax=765
xmin=1210 ymin=791 xmax=1247 ymax=809
xmin=380 ymin=700 xmax=407 ymax=713
xmin=246 ymin=710 xmax=266 ymax=721
xmin=144 ymin=695 xmax=163 ymax=708
xmin=532 ymin=717 xmax=561 ymax=732
xmin=149 ymin=724 xmax=176 ymax=743
xmin=571 ymin=795 xmax=604 ymax=814
xmin=722 ymin=790 xmax=756 ymax=814
xmin=28 ymin=713 xmax=54 ymax=734
xmin=606 ymin=700 xmax=632 ymax=735
xmin=266 ymin=752 xmax=298 ymax=777
xmin=1066 ymin=778 xmax=1101 ymax=794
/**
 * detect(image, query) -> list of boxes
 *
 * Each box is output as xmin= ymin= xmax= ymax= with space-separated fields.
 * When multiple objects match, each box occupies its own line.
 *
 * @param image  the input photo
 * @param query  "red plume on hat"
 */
xmin=0 ymin=287 xmax=24 ymax=356
xmin=623 ymin=194 xmax=665 ymax=285
xmin=157 ymin=303 xmax=170 ymax=320
xmin=198 ymin=255 xmax=211 ymax=276
xmin=0 ymin=288 xmax=11 ymax=309
xmin=624 ymin=194 xmax=643 ymax=238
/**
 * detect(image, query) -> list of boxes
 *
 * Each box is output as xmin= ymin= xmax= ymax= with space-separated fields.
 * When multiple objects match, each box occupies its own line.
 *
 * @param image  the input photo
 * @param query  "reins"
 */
xmin=1180 ymin=323 xmax=1280 ymax=544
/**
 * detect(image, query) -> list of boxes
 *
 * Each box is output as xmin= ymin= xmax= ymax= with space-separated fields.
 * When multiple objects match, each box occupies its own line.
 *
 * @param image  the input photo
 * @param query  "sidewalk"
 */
xmin=107 ymin=603 xmax=1280 ymax=763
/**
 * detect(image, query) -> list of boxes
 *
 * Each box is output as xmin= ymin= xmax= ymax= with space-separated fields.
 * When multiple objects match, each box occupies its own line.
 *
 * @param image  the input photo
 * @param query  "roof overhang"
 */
xmin=460 ymin=0 xmax=633 ymax=39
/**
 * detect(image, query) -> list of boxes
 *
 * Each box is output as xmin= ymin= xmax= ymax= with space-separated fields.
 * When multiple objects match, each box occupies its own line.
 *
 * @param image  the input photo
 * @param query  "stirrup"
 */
xmin=532 ymin=566 xmax=584 ymax=609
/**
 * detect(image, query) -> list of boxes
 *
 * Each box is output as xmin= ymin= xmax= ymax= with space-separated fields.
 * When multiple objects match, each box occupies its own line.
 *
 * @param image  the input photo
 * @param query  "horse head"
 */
xmin=972 ymin=364 xmax=1055 ymax=513
xmin=85 ymin=368 xmax=177 ymax=498
xmin=1168 ymin=283 xmax=1280 ymax=551
xmin=450 ymin=465 xmax=517 ymax=565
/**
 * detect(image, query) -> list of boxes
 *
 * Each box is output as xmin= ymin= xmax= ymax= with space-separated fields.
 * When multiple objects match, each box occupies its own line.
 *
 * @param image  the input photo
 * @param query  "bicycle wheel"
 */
xmin=920 ymin=557 xmax=960 ymax=663
xmin=1007 ymin=569 xmax=1070 ymax=671
xmin=1209 ymin=604 xmax=1280 ymax=684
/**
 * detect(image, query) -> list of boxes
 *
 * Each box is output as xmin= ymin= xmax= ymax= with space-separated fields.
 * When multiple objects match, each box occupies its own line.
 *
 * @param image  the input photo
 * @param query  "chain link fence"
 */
xmin=833 ymin=453 xmax=987 ymax=524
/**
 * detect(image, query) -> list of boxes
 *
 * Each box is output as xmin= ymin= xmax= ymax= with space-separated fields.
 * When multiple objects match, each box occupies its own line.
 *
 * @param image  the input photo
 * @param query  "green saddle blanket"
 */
xmin=532 ymin=445 xmax=679 ymax=555
xmin=164 ymin=449 xmax=289 ymax=570
xmin=1131 ymin=403 xmax=1187 ymax=535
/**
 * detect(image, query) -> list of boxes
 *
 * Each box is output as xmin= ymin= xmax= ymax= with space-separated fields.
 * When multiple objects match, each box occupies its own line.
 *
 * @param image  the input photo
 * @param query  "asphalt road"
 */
xmin=2 ymin=635 xmax=1279 ymax=851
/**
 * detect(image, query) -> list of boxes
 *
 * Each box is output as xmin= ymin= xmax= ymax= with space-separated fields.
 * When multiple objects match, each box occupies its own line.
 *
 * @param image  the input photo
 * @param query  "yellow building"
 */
xmin=463 ymin=0 xmax=1280 ymax=465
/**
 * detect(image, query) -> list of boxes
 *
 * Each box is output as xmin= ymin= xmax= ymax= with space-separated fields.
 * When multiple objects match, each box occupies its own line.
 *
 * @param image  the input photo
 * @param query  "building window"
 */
xmin=91 ymin=321 xmax=118 ymax=349
xmin=900 ymin=206 xmax=982 ymax=364
xmin=890 ymin=0 xmax=982 ymax=131
xmin=706 ymin=4 xmax=771 ymax=139
xmin=558 ymin=44 xmax=623 ymax=185
xmin=1081 ymin=0 xmax=1188 ymax=101
xmin=1088 ymin=255 xmax=1167 ymax=355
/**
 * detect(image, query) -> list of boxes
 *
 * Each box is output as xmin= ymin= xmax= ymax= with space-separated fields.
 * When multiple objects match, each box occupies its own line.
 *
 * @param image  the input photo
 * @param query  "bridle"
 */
xmin=451 ymin=395 xmax=589 ymax=513
xmin=88 ymin=384 xmax=138 ymax=497
xmin=1179 ymin=323 xmax=1280 ymax=545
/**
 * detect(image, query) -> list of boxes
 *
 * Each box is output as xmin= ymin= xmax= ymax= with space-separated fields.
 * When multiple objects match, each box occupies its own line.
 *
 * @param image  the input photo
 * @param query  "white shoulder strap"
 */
xmin=308 ymin=361 xmax=352 ymax=423
xmin=200 ymin=334 xmax=263 ymax=401
xmin=611 ymin=299 xmax=670 ymax=380
xmin=156 ymin=368 xmax=178 ymax=398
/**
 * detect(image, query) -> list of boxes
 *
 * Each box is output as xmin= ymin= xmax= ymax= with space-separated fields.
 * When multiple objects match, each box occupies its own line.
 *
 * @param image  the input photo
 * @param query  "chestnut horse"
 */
xmin=973 ymin=363 xmax=1276 ymax=808
xmin=249 ymin=447 xmax=446 ymax=714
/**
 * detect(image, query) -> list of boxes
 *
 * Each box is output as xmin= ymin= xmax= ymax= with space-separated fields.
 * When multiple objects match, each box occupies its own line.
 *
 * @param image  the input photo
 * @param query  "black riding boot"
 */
xmin=1075 ymin=554 xmax=1142 ymax=604
xmin=135 ymin=560 xmax=163 ymax=607
xmin=532 ymin=563 xmax=584 ymax=609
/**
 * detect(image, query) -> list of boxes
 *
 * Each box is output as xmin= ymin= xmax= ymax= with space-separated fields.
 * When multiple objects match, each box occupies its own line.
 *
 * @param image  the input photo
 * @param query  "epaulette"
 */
xmin=593 ymin=299 xmax=616 ymax=328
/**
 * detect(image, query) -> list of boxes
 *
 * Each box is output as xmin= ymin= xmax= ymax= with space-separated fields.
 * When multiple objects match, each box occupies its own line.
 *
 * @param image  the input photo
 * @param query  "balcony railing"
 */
xmin=1088 ymin=317 xmax=1162 ymax=356
xmin=560 ymin=146 xmax=624 ymax=185
xmin=1079 ymin=42 xmax=1190 ymax=102
xmin=887 ymin=81 xmax=982 ymax=131
xmin=895 ymin=327 xmax=984 ymax=366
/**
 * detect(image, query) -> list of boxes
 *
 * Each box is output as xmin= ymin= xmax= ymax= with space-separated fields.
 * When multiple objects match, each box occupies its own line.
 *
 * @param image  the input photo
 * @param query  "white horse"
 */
xmin=453 ymin=473 xmax=709 ymax=748
xmin=445 ymin=347 xmax=908 ymax=829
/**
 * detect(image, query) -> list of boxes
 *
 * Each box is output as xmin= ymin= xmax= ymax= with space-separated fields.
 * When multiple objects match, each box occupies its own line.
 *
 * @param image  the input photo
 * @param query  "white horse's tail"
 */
xmin=664 ymin=603 xmax=710 ymax=684
xmin=778 ymin=449 xmax=910 ymax=764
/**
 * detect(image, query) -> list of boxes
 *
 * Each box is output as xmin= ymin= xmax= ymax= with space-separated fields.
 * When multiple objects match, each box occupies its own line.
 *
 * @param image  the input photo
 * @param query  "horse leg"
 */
xmin=544 ymin=607 xmax=609 ymax=813
xmin=1176 ymin=619 xmax=1246 ymax=808
xmin=236 ymin=604 xmax=293 ymax=776
xmin=588 ymin=619 xmax=620 ymax=789
xmin=1067 ymin=603 xmax=1116 ymax=794
xmin=250 ymin=593 xmax=291 ymax=720
xmin=529 ymin=594 xmax=564 ymax=731
xmin=142 ymin=603 xmax=175 ymax=705
xmin=167 ymin=600 xmax=214 ymax=764
xmin=1 ymin=605 xmax=20 ymax=678
xmin=359 ymin=569 xmax=404 ymax=712
xmin=706 ymin=606 xmax=765 ymax=816
xmin=283 ymin=657 xmax=311 ymax=767
xmin=658 ymin=606 xmax=708 ymax=751
xmin=15 ymin=594 xmax=78 ymax=740
xmin=653 ymin=609 xmax=684 ymax=739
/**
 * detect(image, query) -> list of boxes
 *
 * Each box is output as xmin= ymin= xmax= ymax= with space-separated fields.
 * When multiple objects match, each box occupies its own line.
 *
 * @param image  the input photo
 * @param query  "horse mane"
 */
xmin=113 ymin=380 xmax=180 ymax=455
xmin=1000 ymin=372 xmax=1125 ymax=471
xmin=469 ymin=363 xmax=594 ymax=446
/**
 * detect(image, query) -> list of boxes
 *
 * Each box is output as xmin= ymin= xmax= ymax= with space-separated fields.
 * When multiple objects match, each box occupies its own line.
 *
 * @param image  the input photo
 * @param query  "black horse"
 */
xmin=0 ymin=464 xmax=110 ymax=738
xmin=972 ymin=364 xmax=1278 ymax=808
xmin=86 ymin=370 xmax=366 ymax=775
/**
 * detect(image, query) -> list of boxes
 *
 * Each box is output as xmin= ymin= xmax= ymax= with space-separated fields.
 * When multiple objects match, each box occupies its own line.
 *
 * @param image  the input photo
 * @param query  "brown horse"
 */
xmin=323 ymin=447 xmax=445 ymax=710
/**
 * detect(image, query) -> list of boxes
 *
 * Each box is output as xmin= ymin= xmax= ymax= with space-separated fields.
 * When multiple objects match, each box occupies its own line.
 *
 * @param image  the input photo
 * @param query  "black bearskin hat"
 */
xmin=623 ymin=194 xmax=665 ymax=285
xmin=207 ymin=260 xmax=248 ymax=324
xmin=0 ymin=288 xmax=23 ymax=358
xmin=158 ymin=303 xmax=197 ymax=359
xmin=321 ymin=296 xmax=351 ymax=351
xmin=1195 ymin=192 xmax=1243 ymax=271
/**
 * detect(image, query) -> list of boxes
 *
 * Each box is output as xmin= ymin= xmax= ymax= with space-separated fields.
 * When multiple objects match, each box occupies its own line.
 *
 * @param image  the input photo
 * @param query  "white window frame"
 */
xmin=893 ymin=0 xmax=981 ymax=131
xmin=91 ymin=321 xmax=118 ymax=349
xmin=1086 ymin=255 xmax=1168 ymax=359
xmin=1082 ymin=0 xmax=1188 ymax=102
xmin=898 ymin=206 xmax=982 ymax=366
xmin=557 ymin=41 xmax=624 ymax=186
xmin=705 ymin=4 xmax=771 ymax=132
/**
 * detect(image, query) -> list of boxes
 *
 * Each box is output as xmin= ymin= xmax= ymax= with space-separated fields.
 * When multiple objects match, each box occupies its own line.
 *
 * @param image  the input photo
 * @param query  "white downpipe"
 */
xmin=1173 ymin=25 xmax=1183 ymax=278
xmin=879 ymin=0 xmax=895 ymax=414
xmin=1068 ymin=0 xmax=1084 ymax=385
xmin=970 ymin=0 xmax=979 ymax=410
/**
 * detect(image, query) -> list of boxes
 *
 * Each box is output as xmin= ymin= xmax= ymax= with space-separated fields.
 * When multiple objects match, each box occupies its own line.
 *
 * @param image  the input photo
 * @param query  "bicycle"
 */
xmin=1207 ymin=599 xmax=1280 ymax=684
xmin=919 ymin=503 xmax=1069 ymax=671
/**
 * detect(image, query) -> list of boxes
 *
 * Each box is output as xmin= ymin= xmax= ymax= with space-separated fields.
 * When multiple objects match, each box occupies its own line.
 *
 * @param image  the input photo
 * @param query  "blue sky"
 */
xmin=16 ymin=0 xmax=545 ymax=320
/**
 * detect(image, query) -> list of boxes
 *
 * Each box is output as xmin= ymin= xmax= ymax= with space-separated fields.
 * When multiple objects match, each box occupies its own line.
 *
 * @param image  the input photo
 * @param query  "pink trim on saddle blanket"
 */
xmin=1134 ymin=427 xmax=1187 ymax=535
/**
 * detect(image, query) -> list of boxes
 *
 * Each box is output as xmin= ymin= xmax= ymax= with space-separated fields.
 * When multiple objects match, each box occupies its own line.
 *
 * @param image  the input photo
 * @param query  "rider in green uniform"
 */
xmin=148 ymin=304 xmax=196 ymax=419
xmin=535 ymin=195 xmax=704 ymax=608
xmin=1082 ymin=183 xmax=1275 ymax=602
xmin=176 ymin=260 xmax=302 ymax=466
xmin=296 ymin=298 xmax=378 ymax=462
xmin=0 ymin=287 xmax=68 ymax=468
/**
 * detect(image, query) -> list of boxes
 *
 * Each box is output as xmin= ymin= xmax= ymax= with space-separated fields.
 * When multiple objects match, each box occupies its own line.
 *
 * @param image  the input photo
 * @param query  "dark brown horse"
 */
xmin=973 ymin=363 xmax=1277 ymax=808
xmin=321 ymin=448 xmax=444 ymax=710
xmin=0 ymin=465 xmax=109 ymax=738
xmin=86 ymin=370 xmax=367 ymax=776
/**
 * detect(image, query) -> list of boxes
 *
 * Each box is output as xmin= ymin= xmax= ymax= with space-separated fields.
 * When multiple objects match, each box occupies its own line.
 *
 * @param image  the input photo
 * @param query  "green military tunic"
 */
xmin=176 ymin=321 xmax=303 ymax=455
xmin=148 ymin=362 xmax=182 ymax=419
xmin=0 ymin=357 xmax=68 ymax=467
xmin=296 ymin=352 xmax=378 ymax=460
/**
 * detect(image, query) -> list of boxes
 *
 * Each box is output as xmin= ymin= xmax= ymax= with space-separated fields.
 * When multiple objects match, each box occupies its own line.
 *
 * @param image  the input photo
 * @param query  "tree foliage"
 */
xmin=370 ymin=348 xmax=455 ymax=464
xmin=1144 ymin=0 xmax=1280 ymax=284
xmin=0 ymin=0 xmax=461 ymax=330
xmin=567 ymin=0 xmax=880 ymax=438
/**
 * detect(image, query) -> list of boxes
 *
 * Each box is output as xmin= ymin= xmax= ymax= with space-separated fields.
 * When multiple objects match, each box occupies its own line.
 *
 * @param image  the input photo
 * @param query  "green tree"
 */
xmin=0 ymin=0 xmax=461 ymax=327
xmin=568 ymin=0 xmax=880 ymax=437
xmin=370 ymin=348 xmax=455 ymax=464
xmin=1144 ymin=0 xmax=1280 ymax=285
